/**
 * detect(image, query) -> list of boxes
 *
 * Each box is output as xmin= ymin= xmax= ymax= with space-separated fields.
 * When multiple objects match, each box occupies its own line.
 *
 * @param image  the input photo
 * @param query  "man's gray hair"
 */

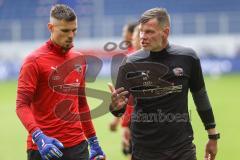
xmin=139 ymin=8 xmax=170 ymax=28
xmin=50 ymin=4 xmax=76 ymax=21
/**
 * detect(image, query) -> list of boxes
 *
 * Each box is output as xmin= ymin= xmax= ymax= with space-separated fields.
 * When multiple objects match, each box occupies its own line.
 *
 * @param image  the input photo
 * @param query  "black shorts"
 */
xmin=27 ymin=140 xmax=89 ymax=160
xmin=131 ymin=142 xmax=196 ymax=160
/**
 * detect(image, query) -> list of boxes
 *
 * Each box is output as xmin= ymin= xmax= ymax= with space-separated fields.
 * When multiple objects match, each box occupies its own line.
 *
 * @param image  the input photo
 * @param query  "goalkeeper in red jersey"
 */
xmin=16 ymin=4 xmax=105 ymax=160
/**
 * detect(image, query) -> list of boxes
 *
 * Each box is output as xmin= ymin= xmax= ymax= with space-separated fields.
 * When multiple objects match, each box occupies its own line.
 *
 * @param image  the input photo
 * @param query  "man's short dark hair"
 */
xmin=139 ymin=8 xmax=170 ymax=28
xmin=50 ymin=4 xmax=76 ymax=21
xmin=126 ymin=22 xmax=138 ymax=34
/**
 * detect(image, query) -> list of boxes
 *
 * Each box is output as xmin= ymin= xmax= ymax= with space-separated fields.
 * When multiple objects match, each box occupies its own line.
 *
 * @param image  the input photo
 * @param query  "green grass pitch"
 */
xmin=0 ymin=74 xmax=239 ymax=160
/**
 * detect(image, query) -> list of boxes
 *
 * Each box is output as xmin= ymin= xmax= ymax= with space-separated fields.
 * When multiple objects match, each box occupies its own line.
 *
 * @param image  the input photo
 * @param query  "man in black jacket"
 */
xmin=108 ymin=8 xmax=219 ymax=160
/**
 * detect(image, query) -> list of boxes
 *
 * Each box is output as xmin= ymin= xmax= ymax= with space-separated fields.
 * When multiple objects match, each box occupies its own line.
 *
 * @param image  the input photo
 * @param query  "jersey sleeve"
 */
xmin=78 ymin=57 xmax=96 ymax=138
xmin=189 ymin=58 xmax=205 ymax=92
xmin=115 ymin=58 xmax=130 ymax=91
xmin=110 ymin=58 xmax=130 ymax=117
xmin=121 ymin=95 xmax=134 ymax=127
xmin=190 ymin=57 xmax=216 ymax=130
xmin=16 ymin=57 xmax=40 ymax=134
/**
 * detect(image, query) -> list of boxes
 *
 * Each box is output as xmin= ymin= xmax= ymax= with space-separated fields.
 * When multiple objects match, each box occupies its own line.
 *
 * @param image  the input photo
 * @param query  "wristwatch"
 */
xmin=208 ymin=133 xmax=220 ymax=140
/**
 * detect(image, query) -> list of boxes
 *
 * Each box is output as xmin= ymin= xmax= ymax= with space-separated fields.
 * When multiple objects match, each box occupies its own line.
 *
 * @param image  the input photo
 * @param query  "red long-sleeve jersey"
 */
xmin=16 ymin=40 xmax=96 ymax=150
xmin=121 ymin=95 xmax=134 ymax=127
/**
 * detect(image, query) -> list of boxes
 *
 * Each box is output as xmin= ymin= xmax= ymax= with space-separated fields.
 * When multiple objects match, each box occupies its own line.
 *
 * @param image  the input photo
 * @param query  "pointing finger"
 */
xmin=108 ymin=83 xmax=115 ymax=93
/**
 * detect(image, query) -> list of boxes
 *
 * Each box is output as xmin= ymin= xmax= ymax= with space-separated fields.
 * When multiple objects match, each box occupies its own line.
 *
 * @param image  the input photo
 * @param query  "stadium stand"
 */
xmin=0 ymin=0 xmax=240 ymax=40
